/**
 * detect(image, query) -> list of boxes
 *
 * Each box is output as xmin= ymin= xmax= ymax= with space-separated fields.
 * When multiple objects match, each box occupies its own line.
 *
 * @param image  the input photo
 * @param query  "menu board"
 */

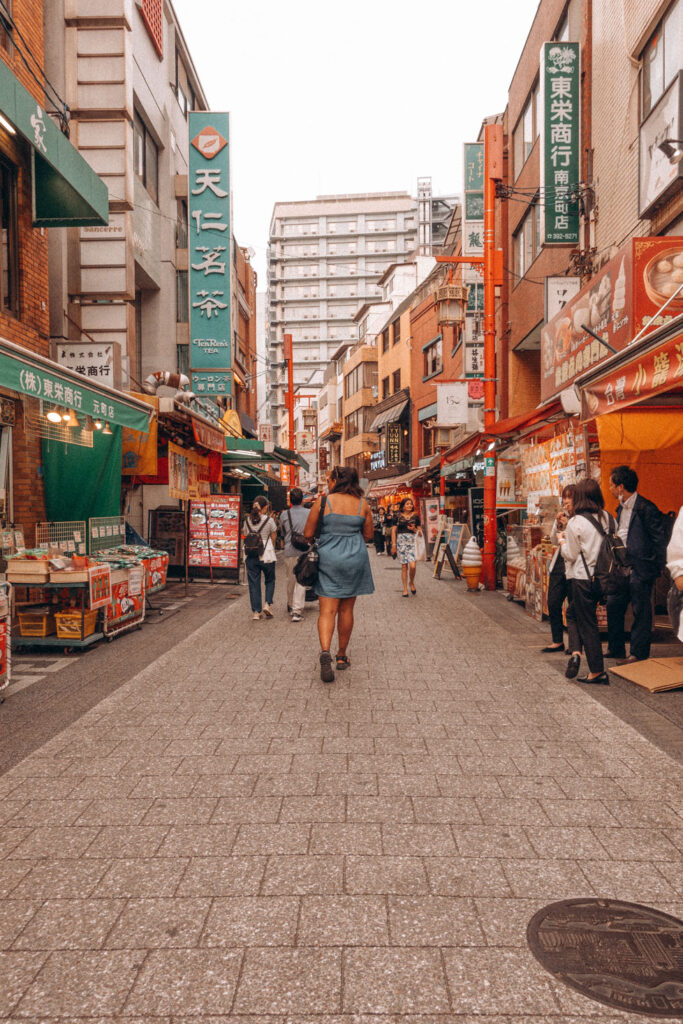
xmin=189 ymin=495 xmax=241 ymax=569
xmin=521 ymin=426 xmax=587 ymax=512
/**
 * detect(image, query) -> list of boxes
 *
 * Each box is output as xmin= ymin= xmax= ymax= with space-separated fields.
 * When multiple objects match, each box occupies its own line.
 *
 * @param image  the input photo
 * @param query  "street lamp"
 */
xmin=657 ymin=139 xmax=683 ymax=165
xmin=436 ymin=284 xmax=468 ymax=327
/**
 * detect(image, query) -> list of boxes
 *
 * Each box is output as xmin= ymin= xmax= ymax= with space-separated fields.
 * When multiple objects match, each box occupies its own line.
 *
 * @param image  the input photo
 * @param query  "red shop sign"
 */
xmin=582 ymin=332 xmax=683 ymax=419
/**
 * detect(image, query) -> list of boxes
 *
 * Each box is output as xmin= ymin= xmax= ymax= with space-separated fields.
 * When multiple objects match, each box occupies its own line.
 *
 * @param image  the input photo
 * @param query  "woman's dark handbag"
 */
xmin=286 ymin=509 xmax=310 ymax=552
xmin=668 ymin=582 xmax=683 ymax=639
xmin=294 ymin=496 xmax=326 ymax=587
xmin=305 ymin=587 xmax=318 ymax=603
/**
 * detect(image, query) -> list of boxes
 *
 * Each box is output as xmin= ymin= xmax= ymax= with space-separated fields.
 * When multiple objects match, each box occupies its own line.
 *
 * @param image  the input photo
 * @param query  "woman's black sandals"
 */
xmin=336 ymin=654 xmax=350 ymax=670
xmin=320 ymin=651 xmax=335 ymax=684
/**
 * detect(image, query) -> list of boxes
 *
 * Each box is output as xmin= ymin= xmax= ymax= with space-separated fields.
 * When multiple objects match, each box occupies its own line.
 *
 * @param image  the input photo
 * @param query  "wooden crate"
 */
xmin=54 ymin=609 xmax=99 ymax=640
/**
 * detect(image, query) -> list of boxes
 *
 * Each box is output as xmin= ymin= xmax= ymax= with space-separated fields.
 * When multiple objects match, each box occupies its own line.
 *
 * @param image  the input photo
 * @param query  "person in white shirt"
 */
xmin=542 ymin=484 xmax=576 ymax=653
xmin=559 ymin=478 xmax=616 ymax=685
xmin=666 ymin=505 xmax=683 ymax=643
xmin=242 ymin=497 xmax=278 ymax=621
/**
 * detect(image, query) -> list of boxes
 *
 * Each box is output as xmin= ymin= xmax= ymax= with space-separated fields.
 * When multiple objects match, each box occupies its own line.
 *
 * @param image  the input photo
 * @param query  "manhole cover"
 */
xmin=527 ymin=899 xmax=683 ymax=1017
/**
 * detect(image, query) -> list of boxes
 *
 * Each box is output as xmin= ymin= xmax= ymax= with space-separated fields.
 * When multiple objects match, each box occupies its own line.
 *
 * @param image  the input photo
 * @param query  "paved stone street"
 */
xmin=0 ymin=552 xmax=682 ymax=1022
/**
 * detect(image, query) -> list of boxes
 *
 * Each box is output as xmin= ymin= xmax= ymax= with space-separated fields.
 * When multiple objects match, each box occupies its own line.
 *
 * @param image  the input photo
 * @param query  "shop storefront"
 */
xmin=366 ymin=389 xmax=411 ymax=487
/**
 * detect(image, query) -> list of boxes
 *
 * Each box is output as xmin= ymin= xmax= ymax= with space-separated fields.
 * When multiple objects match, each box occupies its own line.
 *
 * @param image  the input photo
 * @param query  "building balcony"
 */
xmin=343 ymin=432 xmax=380 ymax=459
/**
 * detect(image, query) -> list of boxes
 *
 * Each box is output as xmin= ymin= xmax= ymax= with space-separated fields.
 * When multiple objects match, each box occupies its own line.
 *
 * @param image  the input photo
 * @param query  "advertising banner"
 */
xmin=541 ymin=236 xmax=683 ymax=401
xmin=386 ymin=423 xmax=402 ymax=466
xmin=582 ymin=330 xmax=683 ymax=419
xmin=122 ymin=393 xmax=158 ymax=476
xmin=463 ymin=144 xmax=484 ymax=257
xmin=188 ymin=112 xmax=231 ymax=395
xmin=168 ymin=442 xmax=210 ymax=500
xmin=188 ymin=495 xmax=241 ymax=569
xmin=540 ymin=42 xmax=581 ymax=245
xmin=88 ymin=564 xmax=111 ymax=610
xmin=437 ymin=382 xmax=469 ymax=426
xmin=521 ymin=426 xmax=587 ymax=509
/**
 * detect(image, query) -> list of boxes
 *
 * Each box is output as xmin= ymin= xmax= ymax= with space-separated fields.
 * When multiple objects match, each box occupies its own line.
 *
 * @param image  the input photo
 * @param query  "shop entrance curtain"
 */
xmin=42 ymin=427 xmax=123 ymax=523
xmin=597 ymin=409 xmax=683 ymax=514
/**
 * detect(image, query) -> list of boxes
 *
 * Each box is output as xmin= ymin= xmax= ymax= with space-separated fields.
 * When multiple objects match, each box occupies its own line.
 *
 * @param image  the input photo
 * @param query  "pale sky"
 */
xmin=172 ymin=0 xmax=542 ymax=284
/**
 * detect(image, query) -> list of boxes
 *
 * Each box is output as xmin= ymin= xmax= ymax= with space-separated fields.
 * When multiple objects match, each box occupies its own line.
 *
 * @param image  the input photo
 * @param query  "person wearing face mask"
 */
xmin=606 ymin=465 xmax=666 ymax=664
xmin=542 ymin=484 xmax=577 ymax=653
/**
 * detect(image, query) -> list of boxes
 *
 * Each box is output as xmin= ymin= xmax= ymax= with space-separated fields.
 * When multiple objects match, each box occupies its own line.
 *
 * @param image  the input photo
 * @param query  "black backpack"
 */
xmin=286 ymin=509 xmax=310 ymax=552
xmin=244 ymin=517 xmax=267 ymax=558
xmin=578 ymin=511 xmax=630 ymax=600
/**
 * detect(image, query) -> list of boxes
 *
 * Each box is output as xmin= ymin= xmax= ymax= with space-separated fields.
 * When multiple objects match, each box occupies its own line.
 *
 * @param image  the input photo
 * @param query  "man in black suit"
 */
xmin=606 ymin=465 xmax=666 ymax=663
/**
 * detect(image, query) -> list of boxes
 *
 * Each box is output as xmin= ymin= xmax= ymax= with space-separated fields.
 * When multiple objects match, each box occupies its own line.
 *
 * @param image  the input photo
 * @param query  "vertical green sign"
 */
xmin=188 ymin=111 xmax=232 ymax=396
xmin=463 ymin=143 xmax=484 ymax=256
xmin=540 ymin=42 xmax=580 ymax=245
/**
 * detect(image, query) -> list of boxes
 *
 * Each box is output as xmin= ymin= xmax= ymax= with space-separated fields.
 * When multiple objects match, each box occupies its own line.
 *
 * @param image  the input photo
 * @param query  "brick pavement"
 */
xmin=0 ymin=550 xmax=682 ymax=1022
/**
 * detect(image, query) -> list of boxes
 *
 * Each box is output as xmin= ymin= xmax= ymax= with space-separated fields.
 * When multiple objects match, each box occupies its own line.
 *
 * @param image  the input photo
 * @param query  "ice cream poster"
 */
xmin=541 ymin=246 xmax=633 ymax=402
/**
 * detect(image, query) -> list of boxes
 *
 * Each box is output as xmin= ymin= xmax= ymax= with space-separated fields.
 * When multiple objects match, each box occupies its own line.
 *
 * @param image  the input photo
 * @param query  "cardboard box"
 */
xmin=610 ymin=656 xmax=683 ymax=693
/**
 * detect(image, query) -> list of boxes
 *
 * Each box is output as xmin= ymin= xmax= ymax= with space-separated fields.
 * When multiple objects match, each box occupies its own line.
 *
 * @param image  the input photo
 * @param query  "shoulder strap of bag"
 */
xmin=286 ymin=509 xmax=293 ymax=534
xmin=314 ymin=496 xmax=327 ymax=540
xmin=578 ymin=510 xmax=608 ymax=537
xmin=247 ymin=517 xmax=266 ymax=535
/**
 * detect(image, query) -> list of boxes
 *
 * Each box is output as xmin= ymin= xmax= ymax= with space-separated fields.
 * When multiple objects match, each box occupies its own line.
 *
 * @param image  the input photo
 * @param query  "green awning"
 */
xmin=0 ymin=59 xmax=108 ymax=226
xmin=274 ymin=446 xmax=310 ymax=472
xmin=0 ymin=338 xmax=152 ymax=432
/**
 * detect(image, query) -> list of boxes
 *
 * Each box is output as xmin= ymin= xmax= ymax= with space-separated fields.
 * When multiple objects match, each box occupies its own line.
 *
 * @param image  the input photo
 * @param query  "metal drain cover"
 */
xmin=527 ymin=899 xmax=683 ymax=1017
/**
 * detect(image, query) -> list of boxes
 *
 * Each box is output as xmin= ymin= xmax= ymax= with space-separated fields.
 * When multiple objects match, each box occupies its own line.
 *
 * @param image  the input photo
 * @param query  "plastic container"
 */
xmin=55 ymin=609 xmax=99 ymax=640
xmin=18 ymin=609 xmax=56 ymax=637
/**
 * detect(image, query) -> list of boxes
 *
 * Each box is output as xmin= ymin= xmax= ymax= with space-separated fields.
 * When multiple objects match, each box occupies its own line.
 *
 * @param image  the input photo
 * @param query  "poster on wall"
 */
xmin=88 ymin=564 xmax=111 ymax=610
xmin=188 ymin=495 xmax=241 ymax=570
xmin=168 ymin=442 xmax=211 ymax=501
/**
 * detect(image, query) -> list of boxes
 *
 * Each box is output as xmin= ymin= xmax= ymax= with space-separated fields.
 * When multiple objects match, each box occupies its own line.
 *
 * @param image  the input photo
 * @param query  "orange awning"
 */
xmin=597 ymin=408 xmax=683 ymax=514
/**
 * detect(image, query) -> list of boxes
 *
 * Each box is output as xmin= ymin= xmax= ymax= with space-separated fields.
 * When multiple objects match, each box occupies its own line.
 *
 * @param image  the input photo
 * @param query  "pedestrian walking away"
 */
xmin=372 ymin=504 xmax=386 ymax=554
xmin=560 ymin=478 xmax=616 ymax=685
xmin=242 ymin=496 xmax=278 ymax=620
xmin=605 ymin=465 xmax=667 ymax=663
xmin=541 ymin=484 xmax=576 ymax=653
xmin=391 ymin=496 xmax=423 ymax=596
xmin=304 ymin=465 xmax=375 ymax=683
xmin=280 ymin=486 xmax=309 ymax=622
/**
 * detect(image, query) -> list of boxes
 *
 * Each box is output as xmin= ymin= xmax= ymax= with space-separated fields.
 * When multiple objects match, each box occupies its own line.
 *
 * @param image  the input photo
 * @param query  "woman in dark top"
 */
xmin=372 ymin=505 xmax=386 ymax=554
xmin=391 ymin=496 xmax=423 ymax=597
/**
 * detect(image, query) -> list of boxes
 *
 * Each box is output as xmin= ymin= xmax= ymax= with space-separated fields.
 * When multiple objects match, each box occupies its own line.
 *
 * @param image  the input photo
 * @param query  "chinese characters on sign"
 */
xmin=188 ymin=495 xmax=241 ymax=570
xmin=544 ymin=276 xmax=581 ymax=322
xmin=582 ymin=333 xmax=683 ymax=419
xmin=58 ymin=343 xmax=116 ymax=386
xmin=540 ymin=42 xmax=580 ymax=245
xmin=386 ymin=423 xmax=402 ymax=466
xmin=168 ymin=442 xmax=211 ymax=501
xmin=188 ymin=112 xmax=232 ymax=398
xmin=463 ymin=143 xmax=484 ymax=257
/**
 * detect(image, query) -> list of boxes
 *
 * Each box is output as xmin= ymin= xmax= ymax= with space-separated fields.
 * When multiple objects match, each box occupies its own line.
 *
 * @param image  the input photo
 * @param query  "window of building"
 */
xmin=175 ymin=198 xmax=188 ymax=248
xmin=175 ymin=51 xmax=195 ymax=118
xmin=134 ymin=111 xmax=158 ymax=203
xmin=345 ymin=408 xmax=363 ymax=439
xmin=422 ymin=423 xmax=435 ymax=459
xmin=0 ymin=0 xmax=12 ymax=52
xmin=392 ymin=317 xmax=401 ymax=344
xmin=513 ymin=86 xmax=540 ymax=179
xmin=642 ymin=1 xmax=681 ymax=118
xmin=176 ymin=270 xmax=189 ymax=323
xmin=0 ymin=157 xmax=18 ymax=315
xmin=392 ymin=368 xmax=401 ymax=392
xmin=177 ymin=343 xmax=189 ymax=377
xmin=382 ymin=375 xmax=390 ymax=399
xmin=381 ymin=328 xmax=389 ymax=353
xmin=344 ymin=361 xmax=377 ymax=398
xmin=513 ymin=203 xmax=540 ymax=280
xmin=423 ymin=336 xmax=442 ymax=379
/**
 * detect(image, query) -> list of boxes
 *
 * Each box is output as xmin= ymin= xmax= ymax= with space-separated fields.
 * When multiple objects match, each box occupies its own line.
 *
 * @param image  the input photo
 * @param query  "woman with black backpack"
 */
xmin=559 ymin=478 xmax=616 ymax=685
xmin=242 ymin=496 xmax=278 ymax=621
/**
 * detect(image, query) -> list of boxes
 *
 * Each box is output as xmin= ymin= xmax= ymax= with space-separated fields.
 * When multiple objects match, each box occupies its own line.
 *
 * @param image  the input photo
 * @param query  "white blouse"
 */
xmin=666 ymin=506 xmax=683 ymax=581
xmin=560 ymin=510 xmax=615 ymax=581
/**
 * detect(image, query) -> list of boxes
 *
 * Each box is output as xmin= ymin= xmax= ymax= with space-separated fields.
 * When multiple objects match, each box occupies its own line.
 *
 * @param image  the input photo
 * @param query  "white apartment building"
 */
xmin=266 ymin=191 xmax=418 ymax=445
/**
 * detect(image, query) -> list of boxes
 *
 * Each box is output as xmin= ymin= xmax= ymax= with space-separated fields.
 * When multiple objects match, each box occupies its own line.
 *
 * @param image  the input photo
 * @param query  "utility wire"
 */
xmin=1 ymin=1 xmax=69 ymax=131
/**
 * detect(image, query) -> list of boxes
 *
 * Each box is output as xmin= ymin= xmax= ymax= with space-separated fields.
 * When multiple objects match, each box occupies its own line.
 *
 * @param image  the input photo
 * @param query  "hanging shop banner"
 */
xmin=88 ymin=564 xmax=112 ymax=610
xmin=122 ymin=393 xmax=158 ymax=476
xmin=189 ymin=495 xmax=241 ymax=570
xmin=191 ymin=418 xmax=226 ymax=453
xmin=541 ymin=236 xmax=683 ymax=401
xmin=386 ymin=422 xmax=402 ymax=466
xmin=540 ymin=42 xmax=580 ymax=245
xmin=544 ymin=275 xmax=581 ymax=322
xmin=0 ymin=347 xmax=150 ymax=432
xmin=437 ymin=382 xmax=469 ymax=426
xmin=582 ymin=330 xmax=683 ymax=420
xmin=188 ymin=111 xmax=232 ymax=394
xmin=462 ymin=143 xmax=484 ymax=256
xmin=168 ymin=441 xmax=210 ymax=500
